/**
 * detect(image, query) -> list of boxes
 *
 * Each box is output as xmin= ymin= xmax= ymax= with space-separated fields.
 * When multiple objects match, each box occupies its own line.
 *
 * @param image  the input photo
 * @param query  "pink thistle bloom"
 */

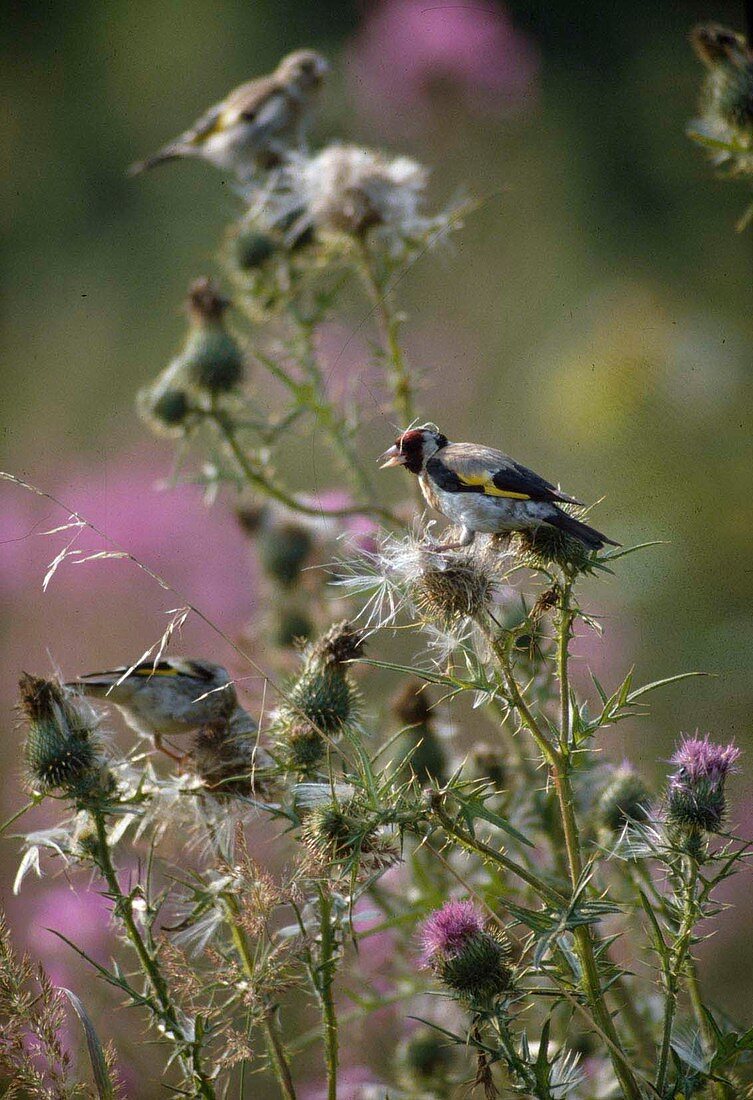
xmin=419 ymin=898 xmax=483 ymax=964
xmin=670 ymin=735 xmax=741 ymax=788
xmin=666 ymin=735 xmax=741 ymax=834
xmin=348 ymin=0 xmax=539 ymax=132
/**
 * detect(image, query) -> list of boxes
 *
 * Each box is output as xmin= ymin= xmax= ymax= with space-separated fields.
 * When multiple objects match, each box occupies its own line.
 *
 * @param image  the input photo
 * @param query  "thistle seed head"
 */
xmin=509 ymin=523 xmax=592 ymax=575
xmin=410 ymin=550 xmax=495 ymax=628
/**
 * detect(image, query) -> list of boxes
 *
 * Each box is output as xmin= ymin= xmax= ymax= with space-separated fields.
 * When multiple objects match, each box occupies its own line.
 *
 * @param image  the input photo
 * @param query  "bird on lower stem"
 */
xmin=379 ymin=426 xmax=617 ymax=551
xmin=67 ymin=657 xmax=254 ymax=761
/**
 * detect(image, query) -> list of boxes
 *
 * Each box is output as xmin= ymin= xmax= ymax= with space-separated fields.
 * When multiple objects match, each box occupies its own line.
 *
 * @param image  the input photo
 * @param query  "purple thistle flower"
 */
xmin=670 ymin=735 xmax=741 ymax=787
xmin=419 ymin=899 xmax=483 ymax=965
xmin=419 ymin=900 xmax=512 ymax=1001
xmin=666 ymin=734 xmax=741 ymax=835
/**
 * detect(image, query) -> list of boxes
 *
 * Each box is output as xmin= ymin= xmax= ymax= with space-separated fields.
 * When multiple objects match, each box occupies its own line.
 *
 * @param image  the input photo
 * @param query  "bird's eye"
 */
xmin=240 ymin=109 xmax=257 ymax=122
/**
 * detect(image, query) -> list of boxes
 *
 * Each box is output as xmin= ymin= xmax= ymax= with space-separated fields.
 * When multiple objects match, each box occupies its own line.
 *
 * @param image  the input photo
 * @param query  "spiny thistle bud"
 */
xmin=19 ymin=675 xmax=112 ymax=801
xmin=272 ymin=605 xmax=314 ymax=648
xmin=399 ymin=1027 xmax=457 ymax=1091
xmin=191 ymin=709 xmax=273 ymax=799
xmin=469 ymin=743 xmax=506 ymax=794
xmin=275 ymin=717 xmax=327 ymax=774
xmin=181 ymin=278 xmax=244 ymax=394
xmin=273 ymin=623 xmax=362 ymax=772
xmin=239 ymin=506 xmax=315 ymax=589
xmin=301 ymin=796 xmax=398 ymax=870
xmin=287 ymin=664 xmax=355 ymax=731
xmin=595 ymin=763 xmax=651 ymax=835
xmin=420 ymin=900 xmax=513 ymax=1002
xmin=665 ymin=735 xmax=740 ymax=835
xmin=508 ymin=520 xmax=592 ymax=575
xmin=391 ymin=681 xmax=447 ymax=785
xmin=137 ymin=380 xmax=193 ymax=437
xmin=150 ymin=387 xmax=191 ymax=427
xmin=233 ymin=227 xmax=277 ymax=271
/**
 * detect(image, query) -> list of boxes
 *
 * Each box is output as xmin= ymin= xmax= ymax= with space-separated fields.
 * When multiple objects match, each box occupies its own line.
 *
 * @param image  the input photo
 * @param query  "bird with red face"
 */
xmin=379 ymin=426 xmax=617 ymax=551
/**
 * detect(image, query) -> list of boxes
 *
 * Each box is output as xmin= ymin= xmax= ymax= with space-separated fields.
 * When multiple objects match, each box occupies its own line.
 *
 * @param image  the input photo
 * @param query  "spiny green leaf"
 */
xmin=451 ymin=791 xmax=535 ymax=848
xmin=61 ymin=988 xmax=116 ymax=1100
xmin=627 ymin=671 xmax=709 ymax=703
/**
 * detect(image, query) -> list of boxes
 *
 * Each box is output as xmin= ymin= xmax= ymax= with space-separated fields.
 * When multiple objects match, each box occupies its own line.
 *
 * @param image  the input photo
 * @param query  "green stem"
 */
xmin=686 ymin=961 xmax=733 ymax=1100
xmin=656 ymin=858 xmax=699 ymax=1095
xmin=556 ymin=579 xmax=574 ymax=753
xmin=487 ymin=622 xmax=642 ymax=1100
xmin=433 ymin=804 xmax=566 ymax=907
xmin=355 ymin=239 xmax=416 ymax=430
xmin=92 ymin=814 xmax=216 ymax=1099
xmin=223 ymin=896 xmax=297 ymax=1100
xmin=316 ymin=887 xmax=339 ymax=1100
xmin=210 ymin=408 xmax=398 ymax=524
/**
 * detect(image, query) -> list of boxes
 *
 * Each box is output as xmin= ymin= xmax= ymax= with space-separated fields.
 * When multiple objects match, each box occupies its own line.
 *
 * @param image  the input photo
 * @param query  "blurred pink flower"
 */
xmin=300 ymin=1066 xmax=378 ymax=1100
xmin=0 ymin=445 xmax=255 ymax=628
xmin=17 ymin=882 xmax=112 ymax=988
xmin=348 ymin=0 xmax=539 ymax=131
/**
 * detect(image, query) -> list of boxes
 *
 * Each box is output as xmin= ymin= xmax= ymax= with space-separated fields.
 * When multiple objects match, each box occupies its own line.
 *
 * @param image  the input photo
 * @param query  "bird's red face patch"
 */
xmin=379 ymin=430 xmax=426 ymax=473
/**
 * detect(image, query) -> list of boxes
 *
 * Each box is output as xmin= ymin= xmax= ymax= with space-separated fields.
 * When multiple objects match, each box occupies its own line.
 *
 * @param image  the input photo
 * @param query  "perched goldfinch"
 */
xmin=68 ymin=657 xmax=252 ymax=760
xmin=130 ymin=49 xmax=329 ymax=179
xmin=379 ymin=427 xmax=617 ymax=551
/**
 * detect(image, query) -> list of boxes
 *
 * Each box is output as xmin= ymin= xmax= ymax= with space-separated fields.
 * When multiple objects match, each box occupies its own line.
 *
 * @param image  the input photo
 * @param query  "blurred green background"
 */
xmin=2 ymin=0 xmax=752 ymax=1091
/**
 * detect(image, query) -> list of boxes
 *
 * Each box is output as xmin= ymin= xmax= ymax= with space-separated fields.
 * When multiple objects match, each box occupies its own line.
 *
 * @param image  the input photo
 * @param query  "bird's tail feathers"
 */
xmin=128 ymin=145 xmax=185 ymax=176
xmin=65 ymin=676 xmax=127 ymax=700
xmin=549 ymin=509 xmax=619 ymax=550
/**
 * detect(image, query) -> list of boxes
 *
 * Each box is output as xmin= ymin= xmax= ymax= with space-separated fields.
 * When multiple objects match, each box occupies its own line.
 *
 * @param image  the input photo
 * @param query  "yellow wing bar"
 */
xmin=455 ymin=472 xmax=531 ymax=500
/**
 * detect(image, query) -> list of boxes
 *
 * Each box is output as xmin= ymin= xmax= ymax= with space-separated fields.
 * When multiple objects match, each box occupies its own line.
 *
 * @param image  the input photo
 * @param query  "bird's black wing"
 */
xmin=430 ymin=444 xmax=582 ymax=504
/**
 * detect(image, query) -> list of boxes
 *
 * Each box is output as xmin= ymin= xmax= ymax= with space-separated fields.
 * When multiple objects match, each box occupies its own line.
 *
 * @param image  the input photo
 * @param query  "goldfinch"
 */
xmin=379 ymin=427 xmax=617 ymax=551
xmin=130 ymin=49 xmax=329 ymax=179
xmin=68 ymin=657 xmax=253 ymax=760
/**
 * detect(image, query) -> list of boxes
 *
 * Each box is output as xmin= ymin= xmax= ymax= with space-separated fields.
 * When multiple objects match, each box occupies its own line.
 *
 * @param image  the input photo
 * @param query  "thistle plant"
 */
xmin=4 ymin=34 xmax=752 ymax=1100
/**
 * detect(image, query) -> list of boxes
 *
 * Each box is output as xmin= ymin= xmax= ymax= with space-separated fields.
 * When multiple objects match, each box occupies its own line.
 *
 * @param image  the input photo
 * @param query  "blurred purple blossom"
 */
xmin=419 ymin=898 xmax=482 ymax=965
xmin=348 ymin=0 xmax=539 ymax=132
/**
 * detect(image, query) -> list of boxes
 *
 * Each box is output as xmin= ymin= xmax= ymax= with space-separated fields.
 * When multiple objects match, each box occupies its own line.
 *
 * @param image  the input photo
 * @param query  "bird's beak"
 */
xmin=378 ymin=445 xmax=404 ymax=468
